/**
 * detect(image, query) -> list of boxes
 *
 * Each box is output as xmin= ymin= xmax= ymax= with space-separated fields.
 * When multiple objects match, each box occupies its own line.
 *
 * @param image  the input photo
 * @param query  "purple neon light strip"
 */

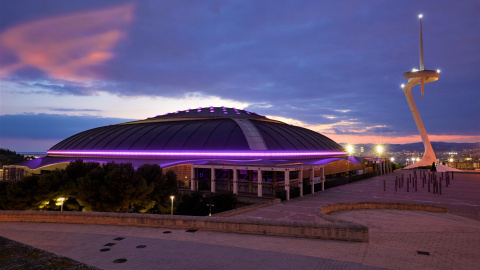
xmin=47 ymin=150 xmax=347 ymax=158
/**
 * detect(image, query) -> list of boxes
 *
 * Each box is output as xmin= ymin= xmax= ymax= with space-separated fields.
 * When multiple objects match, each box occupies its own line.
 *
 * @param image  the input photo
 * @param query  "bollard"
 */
xmin=407 ymin=180 xmax=409 ymax=192
xmin=395 ymin=179 xmax=398 ymax=191
xmin=422 ymin=177 xmax=425 ymax=188
xmin=439 ymin=179 xmax=442 ymax=195
xmin=415 ymin=179 xmax=417 ymax=192
xmin=383 ymin=180 xmax=386 ymax=191
xmin=428 ymin=180 xmax=430 ymax=192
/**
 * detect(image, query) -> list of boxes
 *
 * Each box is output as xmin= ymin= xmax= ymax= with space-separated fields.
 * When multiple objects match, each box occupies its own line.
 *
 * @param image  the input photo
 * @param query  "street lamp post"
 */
xmin=376 ymin=145 xmax=383 ymax=175
xmin=56 ymin=197 xmax=65 ymax=211
xmin=346 ymin=144 xmax=354 ymax=177
xmin=206 ymin=203 xmax=214 ymax=217
xmin=170 ymin=195 xmax=175 ymax=215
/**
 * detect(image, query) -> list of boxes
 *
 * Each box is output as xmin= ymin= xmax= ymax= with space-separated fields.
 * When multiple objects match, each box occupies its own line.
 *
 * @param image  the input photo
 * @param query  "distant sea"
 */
xmin=18 ymin=152 xmax=47 ymax=157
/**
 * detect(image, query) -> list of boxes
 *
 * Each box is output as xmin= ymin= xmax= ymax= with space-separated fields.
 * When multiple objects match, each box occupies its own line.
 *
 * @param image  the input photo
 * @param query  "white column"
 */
xmin=257 ymin=169 xmax=262 ymax=197
xmin=190 ymin=166 xmax=195 ymax=191
xmin=299 ymin=169 xmax=303 ymax=197
xmin=211 ymin=168 xmax=215 ymax=193
xmin=321 ymin=166 xmax=325 ymax=191
xmin=310 ymin=168 xmax=314 ymax=194
xmin=233 ymin=168 xmax=238 ymax=195
xmin=285 ymin=169 xmax=290 ymax=200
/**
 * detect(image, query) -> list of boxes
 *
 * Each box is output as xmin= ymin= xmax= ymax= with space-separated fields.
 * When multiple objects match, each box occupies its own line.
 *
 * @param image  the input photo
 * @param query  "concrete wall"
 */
xmin=0 ymin=210 xmax=369 ymax=242
xmin=214 ymin=198 xmax=281 ymax=217
xmin=315 ymin=202 xmax=447 ymax=224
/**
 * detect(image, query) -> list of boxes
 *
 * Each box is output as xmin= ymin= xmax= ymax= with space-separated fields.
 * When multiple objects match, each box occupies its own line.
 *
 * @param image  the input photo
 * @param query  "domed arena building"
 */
xmin=7 ymin=107 xmax=388 ymax=200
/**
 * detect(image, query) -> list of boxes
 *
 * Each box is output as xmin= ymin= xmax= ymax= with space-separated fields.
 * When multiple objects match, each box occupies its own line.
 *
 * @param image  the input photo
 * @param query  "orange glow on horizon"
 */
xmin=327 ymin=134 xmax=480 ymax=145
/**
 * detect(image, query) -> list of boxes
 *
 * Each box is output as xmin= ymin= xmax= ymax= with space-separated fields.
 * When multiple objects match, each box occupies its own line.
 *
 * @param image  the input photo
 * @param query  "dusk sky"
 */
xmin=1 ymin=0 xmax=479 ymax=152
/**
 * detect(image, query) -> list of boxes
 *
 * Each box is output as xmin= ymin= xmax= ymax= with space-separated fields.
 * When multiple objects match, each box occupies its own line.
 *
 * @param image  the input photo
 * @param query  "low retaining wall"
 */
xmin=214 ymin=198 xmax=281 ymax=217
xmin=315 ymin=202 xmax=447 ymax=223
xmin=0 ymin=210 xmax=369 ymax=242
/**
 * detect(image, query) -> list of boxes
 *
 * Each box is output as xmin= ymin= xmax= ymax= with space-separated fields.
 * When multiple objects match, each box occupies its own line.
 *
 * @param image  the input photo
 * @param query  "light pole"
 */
xmin=346 ymin=144 xmax=354 ymax=177
xmin=206 ymin=203 xmax=214 ymax=216
xmin=56 ymin=197 xmax=65 ymax=211
xmin=170 ymin=196 xmax=175 ymax=215
xmin=376 ymin=145 xmax=383 ymax=175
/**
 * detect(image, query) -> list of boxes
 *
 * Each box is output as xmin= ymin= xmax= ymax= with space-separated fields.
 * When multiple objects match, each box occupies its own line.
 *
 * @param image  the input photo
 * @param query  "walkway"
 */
xmin=233 ymin=171 xmax=480 ymax=222
xmin=0 ymin=171 xmax=479 ymax=269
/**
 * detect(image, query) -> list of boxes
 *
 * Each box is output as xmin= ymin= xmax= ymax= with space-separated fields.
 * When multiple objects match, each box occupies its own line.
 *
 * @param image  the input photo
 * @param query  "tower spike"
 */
xmin=419 ymin=14 xmax=425 ymax=70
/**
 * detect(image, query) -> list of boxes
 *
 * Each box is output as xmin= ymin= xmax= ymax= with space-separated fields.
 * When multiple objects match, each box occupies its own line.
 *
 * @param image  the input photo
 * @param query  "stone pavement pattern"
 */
xmin=233 ymin=171 xmax=480 ymax=222
xmin=0 ymin=171 xmax=479 ymax=269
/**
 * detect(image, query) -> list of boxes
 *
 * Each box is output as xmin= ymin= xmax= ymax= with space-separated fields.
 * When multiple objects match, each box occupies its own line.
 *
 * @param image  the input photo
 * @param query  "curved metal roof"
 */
xmin=48 ymin=107 xmax=345 ymax=157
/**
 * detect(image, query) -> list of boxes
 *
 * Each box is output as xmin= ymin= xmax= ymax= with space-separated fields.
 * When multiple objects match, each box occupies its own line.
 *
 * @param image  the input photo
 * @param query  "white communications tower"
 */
xmin=402 ymin=14 xmax=440 ymax=169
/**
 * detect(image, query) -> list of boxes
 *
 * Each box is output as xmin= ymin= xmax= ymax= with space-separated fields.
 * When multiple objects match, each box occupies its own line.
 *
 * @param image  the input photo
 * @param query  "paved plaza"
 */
xmin=0 ymin=171 xmax=479 ymax=270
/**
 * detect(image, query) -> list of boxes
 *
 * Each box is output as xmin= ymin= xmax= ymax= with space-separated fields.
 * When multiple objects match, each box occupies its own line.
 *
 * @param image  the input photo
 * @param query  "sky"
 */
xmin=0 ymin=0 xmax=479 ymax=152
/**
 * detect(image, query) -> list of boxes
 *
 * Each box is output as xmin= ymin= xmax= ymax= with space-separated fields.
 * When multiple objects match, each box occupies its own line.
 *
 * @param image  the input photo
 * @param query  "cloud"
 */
xmin=0 ymin=3 xmax=135 ymax=82
xmin=0 ymin=113 xmax=134 ymax=140
xmin=0 ymin=0 xmax=478 ymax=145
xmin=47 ymin=108 xmax=102 ymax=112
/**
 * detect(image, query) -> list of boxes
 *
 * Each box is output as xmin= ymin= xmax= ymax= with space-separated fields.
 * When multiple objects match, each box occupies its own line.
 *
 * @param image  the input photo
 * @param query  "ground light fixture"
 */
xmin=170 ymin=196 xmax=175 ymax=215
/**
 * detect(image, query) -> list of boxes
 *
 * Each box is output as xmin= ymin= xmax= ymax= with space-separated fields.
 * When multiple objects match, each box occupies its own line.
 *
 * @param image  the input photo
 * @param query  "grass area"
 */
xmin=0 ymin=236 xmax=99 ymax=270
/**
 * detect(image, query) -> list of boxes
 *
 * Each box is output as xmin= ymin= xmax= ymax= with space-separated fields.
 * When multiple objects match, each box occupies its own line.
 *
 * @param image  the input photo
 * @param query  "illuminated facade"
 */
xmin=15 ymin=107 xmax=388 ymax=199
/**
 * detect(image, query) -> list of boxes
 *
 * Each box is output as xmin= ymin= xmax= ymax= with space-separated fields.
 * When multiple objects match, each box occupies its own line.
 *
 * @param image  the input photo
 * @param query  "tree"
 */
xmin=176 ymin=191 xmax=236 ymax=216
xmin=0 ymin=148 xmax=28 ymax=166
xmin=76 ymin=166 xmax=108 ymax=211
xmin=76 ymin=162 xmax=155 ymax=212
xmin=5 ymin=175 xmax=42 ymax=210
xmin=102 ymin=162 xmax=154 ymax=212
xmin=0 ymin=182 xmax=10 ymax=210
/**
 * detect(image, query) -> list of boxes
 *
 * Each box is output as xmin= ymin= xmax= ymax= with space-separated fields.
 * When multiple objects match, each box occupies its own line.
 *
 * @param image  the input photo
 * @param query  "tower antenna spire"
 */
xmin=418 ymin=14 xmax=425 ymax=97
xmin=419 ymin=14 xmax=424 ymax=70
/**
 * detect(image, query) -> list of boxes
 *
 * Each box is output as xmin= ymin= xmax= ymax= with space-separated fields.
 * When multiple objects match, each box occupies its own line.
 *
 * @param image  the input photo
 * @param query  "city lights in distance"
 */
xmin=376 ymin=145 xmax=383 ymax=154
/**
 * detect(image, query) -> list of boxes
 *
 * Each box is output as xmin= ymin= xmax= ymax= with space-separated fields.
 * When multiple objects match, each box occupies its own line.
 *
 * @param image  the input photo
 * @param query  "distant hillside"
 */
xmin=388 ymin=142 xmax=480 ymax=152
xmin=0 ymin=148 xmax=28 ymax=167
xmin=341 ymin=142 xmax=480 ymax=153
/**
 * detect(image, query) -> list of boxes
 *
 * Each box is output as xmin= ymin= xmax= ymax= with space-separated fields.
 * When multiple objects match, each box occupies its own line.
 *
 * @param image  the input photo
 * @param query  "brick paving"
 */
xmin=234 ymin=171 xmax=480 ymax=222
xmin=0 ymin=171 xmax=479 ymax=269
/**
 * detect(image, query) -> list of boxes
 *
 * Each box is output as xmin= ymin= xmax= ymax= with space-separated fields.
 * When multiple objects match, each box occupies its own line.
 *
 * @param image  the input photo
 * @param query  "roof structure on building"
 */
xmin=48 ymin=107 xmax=345 ymax=154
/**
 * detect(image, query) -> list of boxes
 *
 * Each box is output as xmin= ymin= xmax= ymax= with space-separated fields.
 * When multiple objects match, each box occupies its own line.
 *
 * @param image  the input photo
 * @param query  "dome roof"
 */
xmin=48 ymin=107 xmax=345 ymax=159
